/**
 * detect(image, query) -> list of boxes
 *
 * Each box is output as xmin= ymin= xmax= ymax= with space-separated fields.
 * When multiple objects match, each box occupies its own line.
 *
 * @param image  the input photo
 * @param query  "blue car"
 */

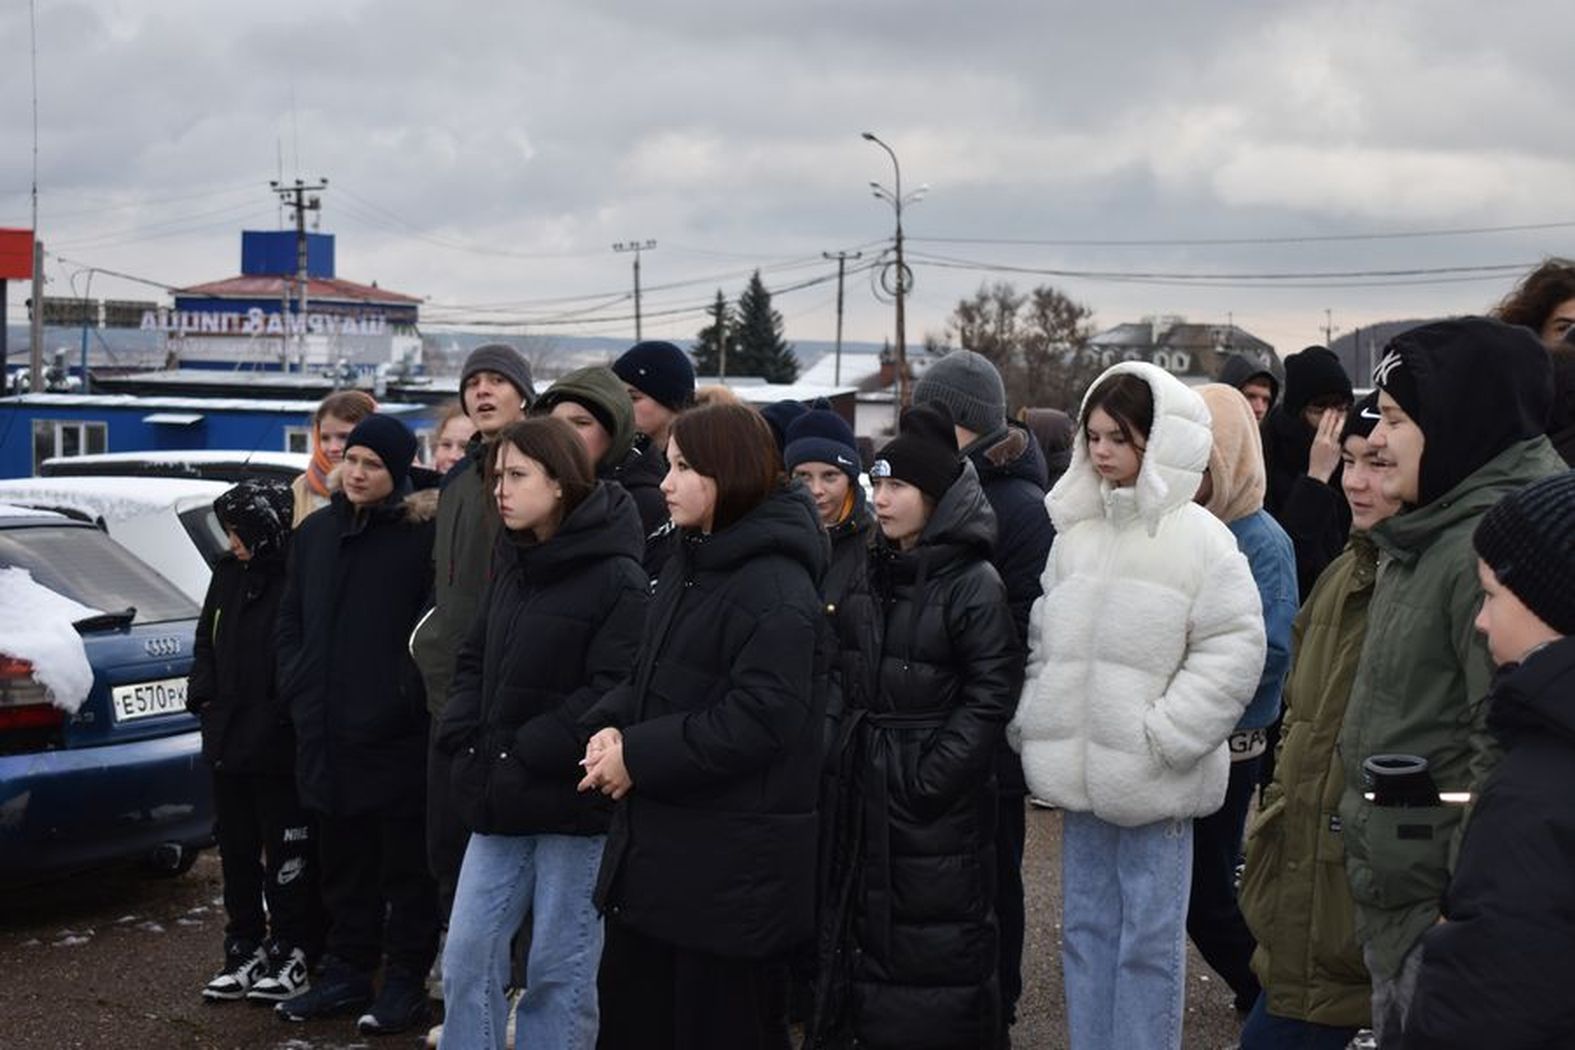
xmin=0 ymin=505 xmax=213 ymax=884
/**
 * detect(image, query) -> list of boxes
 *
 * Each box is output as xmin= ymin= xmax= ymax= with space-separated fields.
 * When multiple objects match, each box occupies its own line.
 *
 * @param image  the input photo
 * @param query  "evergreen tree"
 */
xmin=691 ymin=289 xmax=736 ymax=377
xmin=732 ymin=270 xmax=798 ymax=382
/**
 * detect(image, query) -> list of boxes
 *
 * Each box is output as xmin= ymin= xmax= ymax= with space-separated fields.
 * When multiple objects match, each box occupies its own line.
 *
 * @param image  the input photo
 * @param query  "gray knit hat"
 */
xmin=461 ymin=343 xmax=536 ymax=409
xmin=912 ymin=349 xmax=1007 ymax=435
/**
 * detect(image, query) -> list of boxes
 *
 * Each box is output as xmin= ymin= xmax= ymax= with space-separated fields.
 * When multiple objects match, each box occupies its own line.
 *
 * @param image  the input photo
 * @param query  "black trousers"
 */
xmin=425 ymin=733 xmax=469 ymax=918
xmin=995 ymin=792 xmax=1026 ymax=1029
xmin=212 ymin=769 xmax=325 ymax=957
xmin=596 ymin=919 xmax=790 ymax=1050
xmin=1186 ymin=756 xmax=1263 ymax=1010
xmin=316 ymin=806 xmax=440 ymax=978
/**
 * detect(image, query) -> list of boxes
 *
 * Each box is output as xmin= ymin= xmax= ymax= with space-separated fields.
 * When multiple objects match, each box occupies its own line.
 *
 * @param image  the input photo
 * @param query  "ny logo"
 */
xmin=1372 ymin=350 xmax=1404 ymax=387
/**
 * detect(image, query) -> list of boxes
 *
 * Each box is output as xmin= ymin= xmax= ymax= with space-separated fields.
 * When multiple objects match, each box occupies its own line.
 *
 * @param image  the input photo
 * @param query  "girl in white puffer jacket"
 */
xmin=1009 ymin=362 xmax=1265 ymax=1050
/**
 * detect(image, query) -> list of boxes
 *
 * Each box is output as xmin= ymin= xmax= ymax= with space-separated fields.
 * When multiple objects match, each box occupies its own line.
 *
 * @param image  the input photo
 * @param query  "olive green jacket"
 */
xmin=410 ymin=444 xmax=500 ymax=717
xmin=1336 ymin=436 xmax=1566 ymax=979
xmin=1240 ymin=535 xmax=1375 ymax=1028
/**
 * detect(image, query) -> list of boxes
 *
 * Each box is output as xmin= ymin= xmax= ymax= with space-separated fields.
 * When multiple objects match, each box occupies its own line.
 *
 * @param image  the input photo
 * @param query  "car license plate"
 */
xmin=110 ymin=678 xmax=188 ymax=722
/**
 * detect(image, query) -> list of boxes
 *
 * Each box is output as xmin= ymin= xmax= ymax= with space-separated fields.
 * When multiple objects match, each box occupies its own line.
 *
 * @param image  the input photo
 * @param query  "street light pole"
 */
xmin=613 ymin=240 xmax=657 ymax=340
xmin=863 ymin=132 xmax=912 ymax=417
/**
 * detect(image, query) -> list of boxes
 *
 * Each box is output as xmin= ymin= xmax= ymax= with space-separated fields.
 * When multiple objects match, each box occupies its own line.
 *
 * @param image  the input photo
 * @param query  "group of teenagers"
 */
xmin=186 ymin=258 xmax=1575 ymax=1050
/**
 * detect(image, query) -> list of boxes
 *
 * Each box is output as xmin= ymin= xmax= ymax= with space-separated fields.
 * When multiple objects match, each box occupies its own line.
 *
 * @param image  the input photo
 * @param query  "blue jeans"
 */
xmin=1238 ymin=991 xmax=1360 ymax=1050
xmin=1061 ymin=811 xmax=1192 ymax=1050
xmin=441 ymin=832 xmax=606 ymax=1050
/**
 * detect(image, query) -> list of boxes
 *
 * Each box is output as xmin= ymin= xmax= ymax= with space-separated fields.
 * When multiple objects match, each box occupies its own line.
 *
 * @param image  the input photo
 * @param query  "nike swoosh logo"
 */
xmin=1360 ymin=406 xmax=1381 ymax=420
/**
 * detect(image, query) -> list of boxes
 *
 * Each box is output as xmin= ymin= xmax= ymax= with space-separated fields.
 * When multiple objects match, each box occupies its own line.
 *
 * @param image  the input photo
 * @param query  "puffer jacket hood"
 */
xmin=509 ymin=481 xmax=646 ymax=582
xmin=533 ymin=365 xmax=637 ymax=471
xmin=689 ymin=482 xmax=828 ymax=585
xmin=1199 ymin=383 xmax=1267 ymax=524
xmin=1049 ymin=360 xmax=1213 ymax=536
xmin=913 ymin=458 xmax=997 ymax=560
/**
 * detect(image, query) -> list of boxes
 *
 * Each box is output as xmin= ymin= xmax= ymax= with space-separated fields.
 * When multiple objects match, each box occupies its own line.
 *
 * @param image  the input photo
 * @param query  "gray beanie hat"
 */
xmin=461 ymin=343 xmax=537 ymax=409
xmin=912 ymin=349 xmax=1007 ymax=435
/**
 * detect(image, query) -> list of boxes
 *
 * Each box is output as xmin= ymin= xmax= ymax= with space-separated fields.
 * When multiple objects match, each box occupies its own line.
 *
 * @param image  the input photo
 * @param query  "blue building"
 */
xmin=0 ymin=393 xmax=431 ymax=479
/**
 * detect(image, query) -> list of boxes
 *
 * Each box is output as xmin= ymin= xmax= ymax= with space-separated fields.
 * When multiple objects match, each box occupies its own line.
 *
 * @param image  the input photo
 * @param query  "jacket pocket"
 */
xmin=1348 ymin=803 xmax=1458 ymax=911
xmin=645 ymin=660 xmax=723 ymax=715
xmin=1238 ymin=794 xmax=1285 ymax=940
xmin=448 ymin=743 xmax=491 ymax=833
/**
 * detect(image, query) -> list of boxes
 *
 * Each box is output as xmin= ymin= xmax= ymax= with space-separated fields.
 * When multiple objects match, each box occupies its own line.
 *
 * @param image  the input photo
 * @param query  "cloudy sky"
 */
xmin=3 ymin=0 xmax=1572 ymax=364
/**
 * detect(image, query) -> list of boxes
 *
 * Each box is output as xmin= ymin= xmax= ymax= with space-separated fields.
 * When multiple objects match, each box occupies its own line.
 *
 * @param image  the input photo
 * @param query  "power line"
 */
xmin=909 ymin=218 xmax=1575 ymax=249
xmin=903 ymin=250 xmax=1533 ymax=286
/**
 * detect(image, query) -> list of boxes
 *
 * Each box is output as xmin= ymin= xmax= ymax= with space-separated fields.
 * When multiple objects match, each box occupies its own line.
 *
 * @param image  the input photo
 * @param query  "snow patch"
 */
xmin=0 ymin=568 xmax=101 ymax=713
xmin=135 ymin=920 xmax=166 ymax=934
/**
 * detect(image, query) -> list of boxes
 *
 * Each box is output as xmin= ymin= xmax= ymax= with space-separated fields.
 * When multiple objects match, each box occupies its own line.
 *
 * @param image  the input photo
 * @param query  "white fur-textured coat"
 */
xmin=1009 ymin=362 xmax=1266 ymax=827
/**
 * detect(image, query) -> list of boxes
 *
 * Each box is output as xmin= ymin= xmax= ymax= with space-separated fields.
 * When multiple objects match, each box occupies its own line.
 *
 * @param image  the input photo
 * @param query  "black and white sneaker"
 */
xmin=202 ymin=943 xmax=269 ymax=1002
xmin=246 ymin=946 xmax=310 ymax=1003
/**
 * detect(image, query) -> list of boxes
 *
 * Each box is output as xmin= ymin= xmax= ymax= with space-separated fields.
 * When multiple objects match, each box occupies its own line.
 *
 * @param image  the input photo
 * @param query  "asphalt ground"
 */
xmin=0 ymin=807 xmax=1244 ymax=1049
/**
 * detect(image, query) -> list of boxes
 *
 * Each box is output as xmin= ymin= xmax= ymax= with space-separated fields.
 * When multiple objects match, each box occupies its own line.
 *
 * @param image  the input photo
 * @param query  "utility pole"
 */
xmin=863 ymin=132 xmax=923 ymax=422
xmin=613 ymin=240 xmax=657 ymax=341
xmin=271 ymin=178 xmax=327 ymax=372
xmin=823 ymin=250 xmax=863 ymax=386
xmin=1321 ymin=308 xmax=1340 ymax=347
xmin=29 ymin=239 xmax=43 ymax=393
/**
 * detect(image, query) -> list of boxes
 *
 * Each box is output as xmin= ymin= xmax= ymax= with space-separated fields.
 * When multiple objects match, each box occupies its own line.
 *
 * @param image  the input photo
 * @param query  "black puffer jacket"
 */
xmin=436 ymin=483 xmax=649 ymax=836
xmin=605 ymin=433 xmax=673 ymax=576
xmin=188 ymin=551 xmax=294 ymax=774
xmin=815 ymin=461 xmax=1022 ymax=1050
xmin=1261 ymin=405 xmax=1352 ymax=599
xmin=586 ymin=485 xmax=829 ymax=960
xmin=967 ymin=422 xmax=1054 ymax=796
xmin=277 ymin=486 xmax=436 ymax=816
xmin=1403 ymin=637 xmax=1575 ymax=1050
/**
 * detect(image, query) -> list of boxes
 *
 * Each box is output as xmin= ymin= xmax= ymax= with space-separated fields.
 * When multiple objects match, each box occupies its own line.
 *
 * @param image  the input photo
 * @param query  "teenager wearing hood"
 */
xmin=535 ymin=365 xmax=673 ymax=575
xmin=1018 ymin=407 xmax=1074 ymax=489
xmin=410 ymin=343 xmax=535 ymax=983
xmin=1237 ymin=394 xmax=1395 ymax=1049
xmin=1402 ymin=471 xmax=1575 ymax=1050
xmin=1493 ymin=261 xmax=1575 ymax=465
xmin=1338 ymin=317 xmax=1565 ymax=1045
xmin=291 ymin=390 xmax=377 ymax=527
xmin=435 ymin=417 xmax=649 ymax=1050
xmin=274 ymin=414 xmax=441 ymax=1036
xmin=189 ymin=479 xmax=324 ymax=1005
xmin=912 ymin=350 xmax=1055 ymax=1038
xmin=578 ymin=403 xmax=827 ymax=1050
xmin=1010 ymin=362 xmax=1265 ymax=1050
xmin=1217 ymin=353 xmax=1282 ymax=423
xmin=809 ymin=403 xmax=1020 ymax=1050
xmin=1260 ymin=346 xmax=1355 ymax=598
xmin=1188 ymin=385 xmax=1297 ymax=1016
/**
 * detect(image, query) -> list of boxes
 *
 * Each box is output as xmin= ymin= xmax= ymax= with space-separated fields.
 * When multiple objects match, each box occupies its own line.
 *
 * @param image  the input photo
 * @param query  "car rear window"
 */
xmin=178 ymin=505 xmax=230 ymax=568
xmin=0 ymin=524 xmax=199 ymax=625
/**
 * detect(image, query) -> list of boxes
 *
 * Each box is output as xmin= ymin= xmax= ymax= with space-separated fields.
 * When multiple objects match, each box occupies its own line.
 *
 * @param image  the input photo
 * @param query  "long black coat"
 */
xmin=605 ymin=433 xmax=672 ymax=576
xmin=188 ymin=551 xmax=294 ymax=774
xmin=816 ymin=461 xmax=1023 ymax=1050
xmin=436 ymin=483 xmax=649 ymax=837
xmin=1260 ymin=405 xmax=1352 ymax=599
xmin=276 ymin=487 xmax=436 ymax=816
xmin=585 ymin=485 xmax=829 ymax=960
xmin=1403 ymin=637 xmax=1575 ymax=1050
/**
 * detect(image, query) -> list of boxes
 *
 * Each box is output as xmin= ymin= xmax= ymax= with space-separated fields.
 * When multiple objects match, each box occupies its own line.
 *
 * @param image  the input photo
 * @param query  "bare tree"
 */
xmin=939 ymin=282 xmax=1101 ymax=412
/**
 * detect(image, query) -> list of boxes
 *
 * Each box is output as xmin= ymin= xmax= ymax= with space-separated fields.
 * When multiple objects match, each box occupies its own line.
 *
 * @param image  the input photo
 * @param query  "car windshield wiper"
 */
xmin=73 ymin=607 xmax=137 ymax=632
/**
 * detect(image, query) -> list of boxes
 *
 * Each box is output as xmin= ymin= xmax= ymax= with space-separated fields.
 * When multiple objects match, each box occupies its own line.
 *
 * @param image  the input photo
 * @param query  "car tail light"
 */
xmin=0 ymin=656 xmax=66 ymax=737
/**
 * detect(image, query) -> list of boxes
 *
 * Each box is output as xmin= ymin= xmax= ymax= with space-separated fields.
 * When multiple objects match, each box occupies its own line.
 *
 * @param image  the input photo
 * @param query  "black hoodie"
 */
xmin=1260 ymin=405 xmax=1352 ymax=599
xmin=586 ymin=485 xmax=830 ymax=959
xmin=1218 ymin=353 xmax=1282 ymax=408
xmin=1404 ymin=638 xmax=1575 ymax=1050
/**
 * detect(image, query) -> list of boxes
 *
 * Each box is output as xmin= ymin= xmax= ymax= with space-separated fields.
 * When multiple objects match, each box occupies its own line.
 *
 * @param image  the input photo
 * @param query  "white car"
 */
xmin=40 ymin=449 xmax=310 ymax=482
xmin=0 ymin=476 xmax=231 ymax=604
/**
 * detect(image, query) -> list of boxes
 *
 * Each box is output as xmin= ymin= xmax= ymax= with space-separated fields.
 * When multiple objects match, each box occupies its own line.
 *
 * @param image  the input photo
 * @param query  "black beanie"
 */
xmin=345 ymin=414 xmax=418 ymax=490
xmin=1474 ymin=471 xmax=1575 ymax=635
xmin=760 ymin=400 xmax=808 ymax=452
xmin=461 ymin=343 xmax=537 ymax=408
xmin=1373 ymin=317 xmax=1554 ymax=506
xmin=871 ymin=403 xmax=962 ymax=502
xmin=1283 ymin=346 xmax=1353 ymax=415
xmin=1340 ymin=390 xmax=1382 ymax=444
xmin=612 ymin=341 xmax=696 ymax=411
xmin=213 ymin=478 xmax=293 ymax=559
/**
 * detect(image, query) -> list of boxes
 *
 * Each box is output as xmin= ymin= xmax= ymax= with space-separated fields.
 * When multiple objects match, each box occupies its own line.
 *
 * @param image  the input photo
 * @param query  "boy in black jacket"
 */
xmin=188 ymin=479 xmax=324 ymax=1003
xmin=1403 ymin=471 xmax=1575 ymax=1049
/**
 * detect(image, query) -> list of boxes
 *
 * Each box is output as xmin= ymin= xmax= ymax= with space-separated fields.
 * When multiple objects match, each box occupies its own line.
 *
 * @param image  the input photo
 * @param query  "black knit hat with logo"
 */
xmin=612 ymin=340 xmax=696 ymax=411
xmin=870 ymin=403 xmax=962 ymax=502
xmin=345 ymin=413 xmax=419 ymax=490
xmin=1340 ymin=390 xmax=1383 ymax=444
xmin=1474 ymin=471 xmax=1575 ymax=635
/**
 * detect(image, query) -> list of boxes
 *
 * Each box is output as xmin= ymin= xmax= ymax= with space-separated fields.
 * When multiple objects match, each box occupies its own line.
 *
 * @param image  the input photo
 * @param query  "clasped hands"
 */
xmin=577 ymin=727 xmax=634 ymax=800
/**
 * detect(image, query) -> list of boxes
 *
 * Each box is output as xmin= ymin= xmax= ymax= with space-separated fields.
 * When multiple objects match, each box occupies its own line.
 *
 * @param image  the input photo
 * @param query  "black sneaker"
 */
xmin=202 ymin=941 xmax=269 ymax=1002
xmin=274 ymin=956 xmax=372 ymax=1022
xmin=356 ymin=966 xmax=432 ymax=1036
xmin=246 ymin=946 xmax=311 ymax=1003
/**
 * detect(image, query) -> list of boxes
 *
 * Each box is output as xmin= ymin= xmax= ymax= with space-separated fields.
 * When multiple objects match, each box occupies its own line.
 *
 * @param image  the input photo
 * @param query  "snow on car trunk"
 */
xmin=0 ymin=568 xmax=102 ymax=713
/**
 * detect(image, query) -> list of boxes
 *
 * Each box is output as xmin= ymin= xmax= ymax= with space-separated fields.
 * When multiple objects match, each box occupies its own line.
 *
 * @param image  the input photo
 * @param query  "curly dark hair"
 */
xmin=1493 ymin=259 xmax=1575 ymax=333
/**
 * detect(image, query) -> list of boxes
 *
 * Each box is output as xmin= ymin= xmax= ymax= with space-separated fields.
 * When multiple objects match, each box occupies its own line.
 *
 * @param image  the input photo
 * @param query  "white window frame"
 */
xmin=283 ymin=426 xmax=312 ymax=454
xmin=32 ymin=419 xmax=108 ymax=474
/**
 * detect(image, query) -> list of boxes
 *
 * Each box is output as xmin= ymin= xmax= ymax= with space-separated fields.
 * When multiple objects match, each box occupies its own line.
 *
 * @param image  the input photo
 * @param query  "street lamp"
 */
xmin=862 ymin=131 xmax=923 ymax=416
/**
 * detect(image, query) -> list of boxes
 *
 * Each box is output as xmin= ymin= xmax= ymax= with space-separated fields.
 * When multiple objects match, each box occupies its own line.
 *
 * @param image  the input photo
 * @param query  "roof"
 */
xmin=690 ymin=377 xmax=858 ymax=405
xmin=1091 ymin=320 xmax=1273 ymax=354
xmin=177 ymin=274 xmax=422 ymax=305
xmin=2 ymin=393 xmax=425 ymax=415
xmin=0 ymin=476 xmax=231 ymax=522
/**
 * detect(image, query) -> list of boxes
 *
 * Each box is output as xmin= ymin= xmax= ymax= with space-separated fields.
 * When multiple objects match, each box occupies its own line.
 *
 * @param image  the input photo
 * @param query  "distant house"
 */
xmin=1089 ymin=316 xmax=1276 ymax=382
xmin=795 ymin=346 xmax=936 ymax=439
